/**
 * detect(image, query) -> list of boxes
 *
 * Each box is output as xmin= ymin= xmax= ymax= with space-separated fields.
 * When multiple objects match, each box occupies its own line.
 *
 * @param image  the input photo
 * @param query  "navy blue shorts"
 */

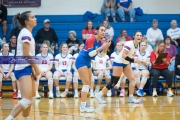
xmin=113 ymin=62 xmax=128 ymax=68
xmin=132 ymin=67 xmax=143 ymax=71
xmin=75 ymin=55 xmax=91 ymax=70
xmin=4 ymin=72 xmax=8 ymax=74
xmin=14 ymin=66 xmax=32 ymax=80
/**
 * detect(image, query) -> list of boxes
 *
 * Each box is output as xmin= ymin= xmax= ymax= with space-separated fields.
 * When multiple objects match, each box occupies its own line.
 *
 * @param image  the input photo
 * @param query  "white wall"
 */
xmin=7 ymin=0 xmax=180 ymax=15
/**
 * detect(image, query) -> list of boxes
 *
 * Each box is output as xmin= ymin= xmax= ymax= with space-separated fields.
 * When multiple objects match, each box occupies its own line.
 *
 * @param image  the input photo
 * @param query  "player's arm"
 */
xmin=67 ymin=59 xmax=73 ymax=72
xmin=106 ymin=60 xmax=112 ymax=70
xmin=8 ymin=64 xmax=14 ymax=74
xmin=92 ymin=60 xmax=98 ymax=71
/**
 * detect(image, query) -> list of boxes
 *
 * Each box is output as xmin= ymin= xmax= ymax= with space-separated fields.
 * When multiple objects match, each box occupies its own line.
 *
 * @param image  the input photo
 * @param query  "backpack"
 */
xmin=134 ymin=7 xmax=144 ymax=16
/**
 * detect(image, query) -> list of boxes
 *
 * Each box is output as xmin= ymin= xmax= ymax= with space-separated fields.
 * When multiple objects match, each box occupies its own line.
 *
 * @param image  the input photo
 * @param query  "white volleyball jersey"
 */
xmin=110 ymin=52 xmax=119 ymax=63
xmin=15 ymin=28 xmax=35 ymax=70
xmin=114 ymin=41 xmax=139 ymax=64
xmin=93 ymin=54 xmax=110 ymax=69
xmin=0 ymin=52 xmax=14 ymax=72
xmin=134 ymin=50 xmax=150 ymax=70
xmin=72 ymin=53 xmax=79 ymax=70
xmin=55 ymin=53 xmax=73 ymax=70
xmin=36 ymin=53 xmax=54 ymax=71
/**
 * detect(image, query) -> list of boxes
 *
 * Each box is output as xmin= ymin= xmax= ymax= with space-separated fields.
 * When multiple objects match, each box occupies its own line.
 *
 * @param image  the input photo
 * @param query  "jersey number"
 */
xmin=42 ymin=60 xmax=47 ymax=64
xmin=62 ymin=61 xmax=67 ymax=65
xmin=99 ymin=60 xmax=103 ymax=64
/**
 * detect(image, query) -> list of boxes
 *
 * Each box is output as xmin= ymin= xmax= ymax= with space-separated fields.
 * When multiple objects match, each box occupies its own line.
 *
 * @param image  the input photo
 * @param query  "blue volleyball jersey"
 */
xmin=79 ymin=35 xmax=103 ymax=60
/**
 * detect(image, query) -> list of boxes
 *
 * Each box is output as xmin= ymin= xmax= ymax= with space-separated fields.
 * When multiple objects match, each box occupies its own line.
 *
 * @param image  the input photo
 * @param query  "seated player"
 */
xmin=53 ymin=43 xmax=73 ymax=98
xmin=35 ymin=43 xmax=54 ymax=99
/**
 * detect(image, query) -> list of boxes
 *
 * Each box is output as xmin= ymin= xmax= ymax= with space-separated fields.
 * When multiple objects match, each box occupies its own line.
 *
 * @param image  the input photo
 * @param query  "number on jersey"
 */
xmin=42 ymin=60 xmax=47 ymax=64
xmin=62 ymin=61 xmax=67 ymax=65
xmin=99 ymin=59 xmax=103 ymax=64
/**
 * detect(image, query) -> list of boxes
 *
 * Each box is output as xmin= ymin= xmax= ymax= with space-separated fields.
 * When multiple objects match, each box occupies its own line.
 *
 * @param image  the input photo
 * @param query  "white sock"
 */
xmin=56 ymin=87 xmax=59 ymax=90
xmin=90 ymin=89 xmax=94 ymax=93
xmin=98 ymin=91 xmax=104 ymax=96
xmin=13 ymin=89 xmax=16 ymax=92
xmin=65 ymin=89 xmax=68 ymax=92
xmin=75 ymin=90 xmax=78 ymax=93
xmin=121 ymin=89 xmax=125 ymax=92
xmin=22 ymin=116 xmax=29 ymax=120
xmin=129 ymin=94 xmax=133 ymax=97
xmin=81 ymin=102 xmax=86 ymax=107
xmin=49 ymin=91 xmax=53 ymax=94
xmin=36 ymin=91 xmax=39 ymax=94
xmin=18 ymin=90 xmax=21 ymax=93
xmin=6 ymin=115 xmax=14 ymax=120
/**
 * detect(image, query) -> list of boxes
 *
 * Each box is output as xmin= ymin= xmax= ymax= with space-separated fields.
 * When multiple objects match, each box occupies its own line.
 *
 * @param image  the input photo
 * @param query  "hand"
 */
xmin=42 ymin=71 xmax=46 ymax=76
xmin=162 ymin=58 xmax=167 ymax=62
xmin=134 ymin=59 xmax=140 ymax=63
xmin=34 ymin=67 xmax=41 ymax=77
xmin=123 ymin=8 xmax=128 ymax=12
xmin=5 ymin=73 xmax=10 ymax=79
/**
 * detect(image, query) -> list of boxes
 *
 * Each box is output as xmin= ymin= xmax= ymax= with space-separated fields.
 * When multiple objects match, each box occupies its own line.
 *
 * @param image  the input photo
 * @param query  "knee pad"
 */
xmin=11 ymin=75 xmax=17 ymax=81
xmin=81 ymin=85 xmax=89 ymax=93
xmin=129 ymin=81 xmax=136 ymax=86
xmin=97 ymin=73 xmax=103 ymax=79
xmin=34 ymin=80 xmax=39 ymax=85
xmin=31 ymin=96 xmax=35 ymax=104
xmin=135 ymin=78 xmax=140 ymax=84
xmin=0 ymin=76 xmax=2 ymax=82
xmin=66 ymin=77 xmax=72 ymax=82
xmin=121 ymin=77 xmax=126 ymax=83
xmin=73 ymin=77 xmax=78 ymax=83
xmin=141 ymin=77 xmax=147 ymax=84
xmin=105 ymin=73 xmax=111 ymax=79
xmin=106 ymin=76 xmax=120 ymax=90
xmin=19 ymin=98 xmax=32 ymax=109
xmin=53 ymin=75 xmax=59 ymax=79
xmin=48 ymin=78 xmax=53 ymax=84
xmin=106 ymin=81 xmax=113 ymax=90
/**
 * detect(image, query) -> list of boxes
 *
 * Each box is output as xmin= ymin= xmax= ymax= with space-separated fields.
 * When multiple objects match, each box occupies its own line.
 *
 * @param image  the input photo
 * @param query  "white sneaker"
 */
xmin=89 ymin=92 xmax=94 ymax=98
xmin=80 ymin=104 xmax=94 ymax=113
xmin=107 ymin=90 xmax=112 ymax=97
xmin=167 ymin=91 xmax=174 ymax=97
xmin=152 ymin=91 xmax=158 ymax=97
xmin=95 ymin=86 xmax=100 ymax=94
xmin=74 ymin=92 xmax=79 ymax=98
xmin=95 ymin=94 xmax=106 ymax=104
xmin=60 ymin=91 xmax=68 ymax=98
xmin=56 ymin=90 xmax=61 ymax=98
xmin=35 ymin=93 xmax=41 ymax=99
xmin=49 ymin=92 xmax=54 ymax=99
xmin=119 ymin=91 xmax=125 ymax=97
xmin=128 ymin=96 xmax=143 ymax=104
xmin=2 ymin=37 xmax=6 ymax=43
xmin=17 ymin=92 xmax=21 ymax=99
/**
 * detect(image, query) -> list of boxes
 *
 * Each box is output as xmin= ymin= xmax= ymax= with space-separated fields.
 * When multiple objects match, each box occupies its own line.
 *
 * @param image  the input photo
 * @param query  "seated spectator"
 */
xmin=35 ymin=19 xmax=58 ymax=52
xmin=175 ymin=52 xmax=180 ymax=76
xmin=132 ymin=41 xmax=150 ymax=97
xmin=116 ymin=0 xmax=136 ymax=22
xmin=142 ymin=35 xmax=153 ymax=53
xmin=11 ymin=19 xmax=22 ymax=39
xmin=53 ymin=43 xmax=73 ymax=98
xmin=93 ymin=53 xmax=112 ymax=96
xmin=102 ymin=20 xmax=115 ymax=56
xmin=146 ymin=19 xmax=164 ymax=49
xmin=66 ymin=30 xmax=80 ymax=55
xmin=35 ymin=43 xmax=54 ymax=99
xmin=164 ymin=36 xmax=177 ymax=73
xmin=0 ymin=43 xmax=21 ymax=99
xmin=8 ymin=34 xmax=16 ymax=55
xmin=167 ymin=20 xmax=180 ymax=46
xmin=72 ymin=42 xmax=84 ymax=98
xmin=116 ymin=29 xmax=132 ymax=43
xmin=82 ymin=20 xmax=96 ymax=42
xmin=101 ymin=0 xmax=117 ymax=22
xmin=0 ymin=0 xmax=7 ymax=42
xmin=150 ymin=41 xmax=174 ymax=97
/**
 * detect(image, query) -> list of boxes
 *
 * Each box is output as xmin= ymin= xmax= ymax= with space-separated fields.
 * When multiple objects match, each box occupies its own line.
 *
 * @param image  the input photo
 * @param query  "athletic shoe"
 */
xmin=167 ymin=91 xmax=174 ymax=97
xmin=2 ymin=37 xmax=6 ymax=43
xmin=80 ymin=104 xmax=94 ymax=113
xmin=94 ymin=85 xmax=100 ymax=94
xmin=56 ymin=90 xmax=61 ymax=98
xmin=119 ymin=91 xmax=125 ymax=97
xmin=107 ymin=90 xmax=112 ymax=97
xmin=49 ymin=92 xmax=54 ymax=99
xmin=74 ymin=92 xmax=79 ymax=98
xmin=0 ymin=91 xmax=2 ymax=99
xmin=137 ymin=89 xmax=143 ymax=97
xmin=128 ymin=96 xmax=143 ymax=103
xmin=95 ymin=94 xmax=106 ymax=104
xmin=89 ymin=92 xmax=94 ymax=98
xmin=152 ymin=91 xmax=158 ymax=97
xmin=36 ymin=93 xmax=41 ymax=99
xmin=60 ymin=91 xmax=68 ymax=98
xmin=13 ymin=92 xmax=17 ymax=99
xmin=17 ymin=92 xmax=21 ymax=99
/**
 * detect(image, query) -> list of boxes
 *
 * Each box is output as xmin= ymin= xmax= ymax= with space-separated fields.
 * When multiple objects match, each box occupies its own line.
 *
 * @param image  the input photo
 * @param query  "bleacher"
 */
xmin=1 ymin=14 xmax=180 ymax=97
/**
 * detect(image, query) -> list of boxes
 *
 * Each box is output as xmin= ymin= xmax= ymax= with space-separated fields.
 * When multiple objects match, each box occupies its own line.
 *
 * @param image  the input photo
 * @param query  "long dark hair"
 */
xmin=84 ymin=20 xmax=94 ymax=30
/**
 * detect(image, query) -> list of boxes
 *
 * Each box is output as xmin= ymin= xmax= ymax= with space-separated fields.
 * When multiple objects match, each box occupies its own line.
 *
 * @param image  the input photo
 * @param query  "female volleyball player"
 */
xmin=95 ymin=31 xmax=143 ymax=104
xmin=75 ymin=25 xmax=111 ymax=112
xmin=5 ymin=11 xmax=40 ymax=120
xmin=35 ymin=43 xmax=54 ymax=99
xmin=53 ymin=43 xmax=73 ymax=98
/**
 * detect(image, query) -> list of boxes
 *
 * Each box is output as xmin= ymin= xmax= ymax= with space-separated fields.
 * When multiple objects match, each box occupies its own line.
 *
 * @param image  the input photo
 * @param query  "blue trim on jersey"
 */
xmin=113 ymin=62 xmax=128 ymax=68
xmin=14 ymin=66 xmax=32 ymax=80
xmin=132 ymin=67 xmax=143 ymax=71
xmin=61 ymin=53 xmax=68 ymax=59
xmin=139 ymin=51 xmax=146 ymax=56
xmin=41 ymin=53 xmax=48 ymax=58
xmin=2 ymin=52 xmax=9 ymax=58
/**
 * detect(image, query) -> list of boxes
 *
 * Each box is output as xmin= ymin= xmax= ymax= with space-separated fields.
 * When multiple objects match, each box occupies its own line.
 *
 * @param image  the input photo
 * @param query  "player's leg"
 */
xmin=10 ymin=72 xmax=18 ymax=99
xmin=73 ymin=71 xmax=79 ymax=98
xmin=61 ymin=71 xmax=72 ymax=98
xmin=34 ymin=72 xmax=42 ymax=99
xmin=53 ymin=71 xmax=61 ymax=97
xmin=0 ymin=73 xmax=3 ymax=99
xmin=94 ymin=70 xmax=103 ymax=94
xmin=46 ymin=71 xmax=53 ymax=99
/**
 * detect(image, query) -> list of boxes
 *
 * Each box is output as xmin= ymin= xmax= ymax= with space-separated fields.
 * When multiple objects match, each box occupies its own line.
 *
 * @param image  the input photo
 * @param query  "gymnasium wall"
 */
xmin=7 ymin=0 xmax=180 ymax=15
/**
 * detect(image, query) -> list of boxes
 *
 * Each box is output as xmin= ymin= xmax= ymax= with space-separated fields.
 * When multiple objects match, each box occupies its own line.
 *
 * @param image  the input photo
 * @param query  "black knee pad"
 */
xmin=106 ymin=76 xmax=120 ymax=90
xmin=106 ymin=81 xmax=113 ymax=90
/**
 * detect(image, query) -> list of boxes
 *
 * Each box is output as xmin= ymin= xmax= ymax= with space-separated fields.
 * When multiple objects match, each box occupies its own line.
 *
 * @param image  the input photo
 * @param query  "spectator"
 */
xmin=116 ymin=29 xmax=132 ymax=43
xmin=0 ymin=0 xmax=7 ymax=42
xmin=102 ymin=19 xmax=115 ymax=56
xmin=11 ymin=19 xmax=22 ymax=39
xmin=35 ymin=19 xmax=58 ymax=49
xmin=146 ymin=19 xmax=164 ymax=49
xmin=175 ymin=52 xmax=180 ymax=76
xmin=142 ymin=35 xmax=153 ymax=53
xmin=116 ymin=0 xmax=135 ymax=22
xmin=167 ymin=20 xmax=180 ymax=46
xmin=82 ymin=20 xmax=96 ymax=42
xmin=164 ymin=36 xmax=177 ymax=73
xmin=8 ymin=34 xmax=16 ymax=55
xmin=101 ymin=0 xmax=117 ymax=22
xmin=66 ymin=30 xmax=80 ymax=55
xmin=150 ymin=41 xmax=174 ymax=97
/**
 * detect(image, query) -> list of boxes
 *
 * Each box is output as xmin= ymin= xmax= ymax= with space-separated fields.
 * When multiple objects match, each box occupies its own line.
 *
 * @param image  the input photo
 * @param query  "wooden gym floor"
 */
xmin=0 ymin=95 xmax=180 ymax=120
